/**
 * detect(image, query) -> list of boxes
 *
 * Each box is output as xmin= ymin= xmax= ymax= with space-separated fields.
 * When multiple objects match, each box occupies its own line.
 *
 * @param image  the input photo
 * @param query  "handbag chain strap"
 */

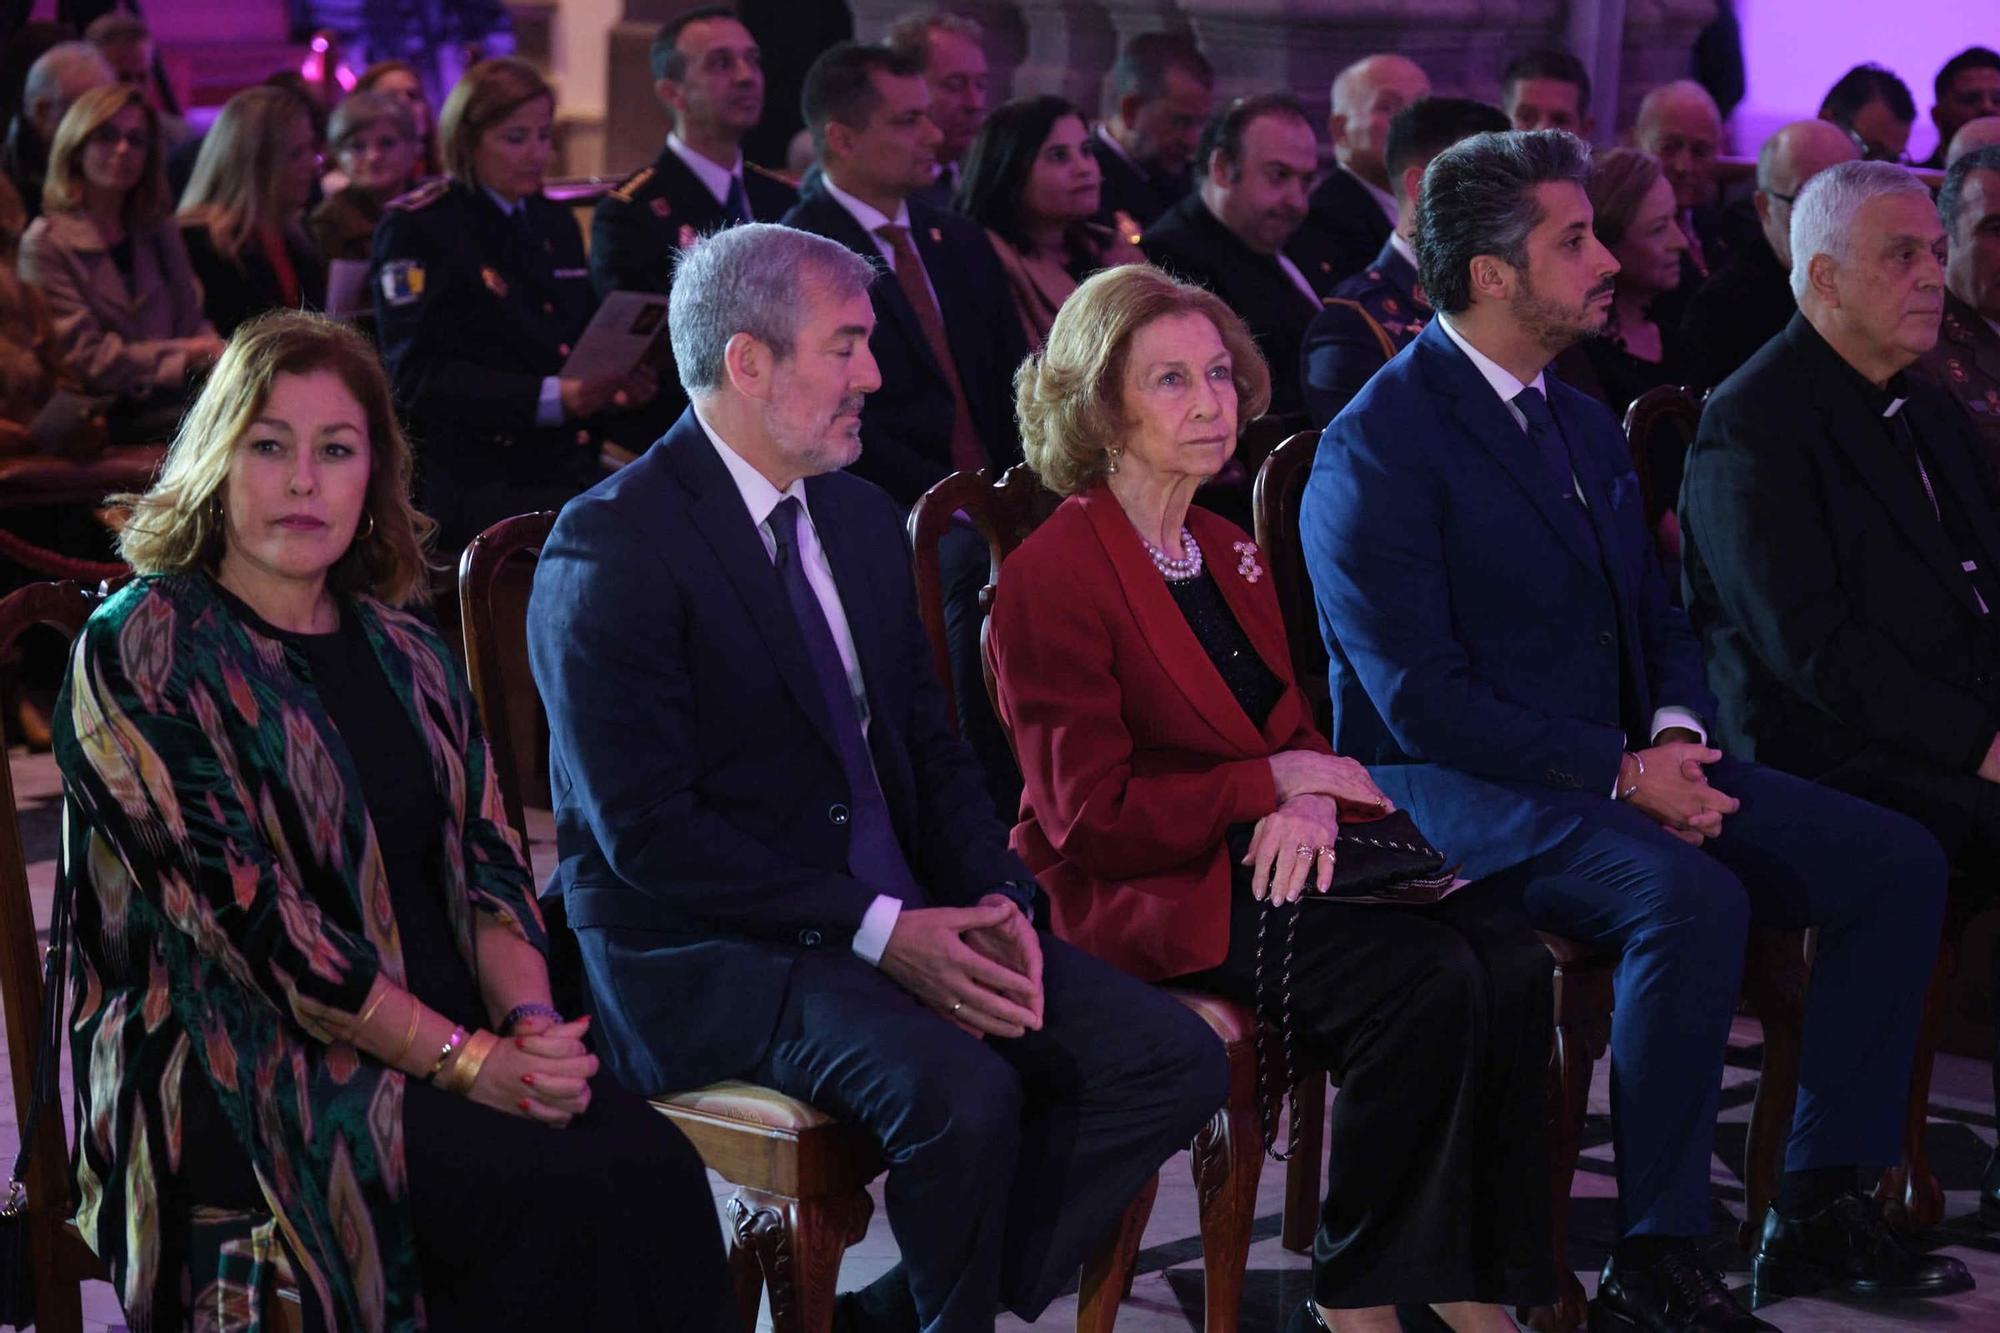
xmin=1251 ymin=895 xmax=1303 ymax=1161
xmin=5 ymin=865 xmax=76 ymax=1217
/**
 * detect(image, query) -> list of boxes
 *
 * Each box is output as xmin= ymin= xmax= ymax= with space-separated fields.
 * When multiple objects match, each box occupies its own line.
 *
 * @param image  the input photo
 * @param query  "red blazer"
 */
xmin=986 ymin=484 xmax=1331 ymax=981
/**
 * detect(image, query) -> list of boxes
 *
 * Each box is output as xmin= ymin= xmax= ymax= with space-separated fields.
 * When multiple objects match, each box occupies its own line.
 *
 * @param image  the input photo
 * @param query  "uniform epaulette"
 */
xmin=387 ymin=178 xmax=449 ymax=211
xmin=747 ymin=161 xmax=799 ymax=189
xmin=608 ymin=166 xmax=656 ymax=204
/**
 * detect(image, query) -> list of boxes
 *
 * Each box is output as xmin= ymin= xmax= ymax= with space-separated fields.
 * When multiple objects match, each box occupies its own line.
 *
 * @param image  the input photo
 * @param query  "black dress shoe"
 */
xmin=1591 ymin=1246 xmax=1775 ymax=1332
xmin=1751 ymin=1192 xmax=1976 ymax=1304
xmin=1282 ymin=1298 xmax=1326 ymax=1333
xmin=832 ymin=1264 xmax=919 ymax=1333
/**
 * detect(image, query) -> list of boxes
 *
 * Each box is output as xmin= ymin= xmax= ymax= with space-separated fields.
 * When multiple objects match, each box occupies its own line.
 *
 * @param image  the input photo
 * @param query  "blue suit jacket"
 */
xmin=527 ymin=409 xmax=1032 ymax=1094
xmin=1301 ymin=319 xmax=1715 ymax=879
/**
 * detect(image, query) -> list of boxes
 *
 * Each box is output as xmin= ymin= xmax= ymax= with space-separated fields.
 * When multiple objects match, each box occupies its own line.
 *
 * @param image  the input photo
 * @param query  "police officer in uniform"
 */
xmin=591 ymin=6 xmax=795 ymax=439
xmin=374 ymin=57 xmax=655 ymax=551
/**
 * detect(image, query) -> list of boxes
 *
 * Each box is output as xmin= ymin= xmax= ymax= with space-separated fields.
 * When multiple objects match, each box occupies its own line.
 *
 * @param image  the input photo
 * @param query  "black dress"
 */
xmin=186 ymin=592 xmax=733 ymax=1333
xmin=1164 ymin=567 xmax=1557 ymax=1312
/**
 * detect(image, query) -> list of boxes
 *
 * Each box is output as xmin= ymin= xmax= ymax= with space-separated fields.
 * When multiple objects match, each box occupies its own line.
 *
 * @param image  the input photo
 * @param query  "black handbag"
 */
xmin=1250 ymin=810 xmax=1456 ymax=1160
xmin=0 ymin=861 xmax=78 ymax=1327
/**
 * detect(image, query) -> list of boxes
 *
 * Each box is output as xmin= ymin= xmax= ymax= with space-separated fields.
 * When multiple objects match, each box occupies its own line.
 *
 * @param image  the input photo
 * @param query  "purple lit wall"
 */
xmin=1735 ymin=1 xmax=1989 ymax=159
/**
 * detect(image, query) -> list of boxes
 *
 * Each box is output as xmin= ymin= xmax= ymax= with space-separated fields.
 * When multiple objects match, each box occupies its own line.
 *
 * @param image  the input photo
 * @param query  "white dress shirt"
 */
xmin=1388 ymin=230 xmax=1419 ymax=273
xmin=1275 ymin=251 xmax=1324 ymax=309
xmin=818 ymin=174 xmax=944 ymax=312
xmin=696 ymin=407 xmax=905 ymax=963
xmin=1433 ymin=314 xmax=1707 ymax=770
xmin=666 ymin=133 xmax=746 ymax=211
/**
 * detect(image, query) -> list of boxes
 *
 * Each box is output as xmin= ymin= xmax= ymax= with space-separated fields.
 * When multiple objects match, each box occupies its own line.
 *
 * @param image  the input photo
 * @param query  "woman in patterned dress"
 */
xmin=52 ymin=311 xmax=731 ymax=1332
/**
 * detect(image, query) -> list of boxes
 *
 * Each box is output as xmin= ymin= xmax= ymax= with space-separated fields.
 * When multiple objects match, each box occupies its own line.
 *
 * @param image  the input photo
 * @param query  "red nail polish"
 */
xmin=521 ymin=1073 xmax=536 ymax=1086
xmin=515 ymin=1037 xmax=526 ymax=1050
xmin=518 ymin=1098 xmax=531 ymax=1111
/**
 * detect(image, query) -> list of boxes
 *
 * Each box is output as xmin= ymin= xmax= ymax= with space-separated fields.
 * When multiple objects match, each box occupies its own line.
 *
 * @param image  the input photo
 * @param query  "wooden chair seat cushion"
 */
xmin=653 ymin=1080 xmax=841 ymax=1134
xmin=0 ymin=446 xmax=165 ymax=508
xmin=653 ymin=1080 xmax=886 ymax=1199
xmin=1538 ymin=931 xmax=1616 ymax=968
xmin=1161 ymin=988 xmax=1257 ymax=1045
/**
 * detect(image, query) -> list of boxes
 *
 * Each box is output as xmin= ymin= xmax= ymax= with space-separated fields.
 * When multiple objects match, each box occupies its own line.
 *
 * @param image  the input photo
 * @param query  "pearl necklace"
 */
xmin=1141 ymin=527 xmax=1203 ymax=581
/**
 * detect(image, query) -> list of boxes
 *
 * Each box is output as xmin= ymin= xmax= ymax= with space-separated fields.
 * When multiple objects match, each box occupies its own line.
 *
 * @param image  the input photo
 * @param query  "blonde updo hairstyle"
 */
xmin=114 ymin=311 xmax=437 ymax=605
xmin=1014 ymin=264 xmax=1270 ymax=496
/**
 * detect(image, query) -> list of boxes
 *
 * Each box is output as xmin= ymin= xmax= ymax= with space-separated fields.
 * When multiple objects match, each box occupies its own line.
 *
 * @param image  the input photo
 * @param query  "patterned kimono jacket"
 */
xmin=53 ymin=572 xmax=546 ymax=1332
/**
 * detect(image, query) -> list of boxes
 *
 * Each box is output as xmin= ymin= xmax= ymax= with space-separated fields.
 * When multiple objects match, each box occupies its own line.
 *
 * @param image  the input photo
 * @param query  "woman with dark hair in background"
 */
xmin=1563 ymin=147 xmax=1692 ymax=417
xmin=956 ymin=94 xmax=1144 ymax=344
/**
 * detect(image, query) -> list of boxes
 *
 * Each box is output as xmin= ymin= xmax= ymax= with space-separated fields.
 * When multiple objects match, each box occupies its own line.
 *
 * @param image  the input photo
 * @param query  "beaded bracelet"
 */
xmin=425 ymin=1025 xmax=468 ymax=1081
xmin=501 ymin=1002 xmax=563 ymax=1034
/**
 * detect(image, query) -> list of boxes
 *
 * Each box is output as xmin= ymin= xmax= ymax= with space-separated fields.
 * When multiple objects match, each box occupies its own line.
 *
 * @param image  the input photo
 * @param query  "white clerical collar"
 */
xmin=820 ymin=174 xmax=910 ymax=236
xmin=1388 ymin=230 xmax=1418 ymax=271
xmin=1436 ymin=313 xmax=1546 ymax=405
xmin=693 ymin=403 xmax=809 ymax=531
xmin=1345 ymin=165 xmax=1398 ymax=226
xmin=667 ymin=133 xmax=744 ymax=210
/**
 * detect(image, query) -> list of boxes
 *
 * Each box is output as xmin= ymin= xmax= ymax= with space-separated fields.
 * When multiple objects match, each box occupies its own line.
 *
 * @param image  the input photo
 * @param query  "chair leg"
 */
xmin=1190 ymin=1039 xmax=1264 ymax=1333
xmin=1739 ymin=928 xmax=1810 ymax=1251
xmin=1521 ymin=971 xmax=1601 ymax=1333
xmin=1877 ymin=937 xmax=1955 ymax=1231
xmin=1280 ymin=1070 xmax=1326 ymax=1255
xmin=31 ymin=1221 xmax=85 ymax=1333
xmin=725 ymin=1187 xmax=874 ymax=1333
xmin=1077 ymin=1172 xmax=1158 ymax=1333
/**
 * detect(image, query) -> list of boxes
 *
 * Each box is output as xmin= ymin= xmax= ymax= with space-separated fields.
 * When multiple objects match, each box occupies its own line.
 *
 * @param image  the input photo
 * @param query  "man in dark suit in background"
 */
xmin=1300 ymin=96 xmax=1508 ymax=426
xmin=1500 ymin=48 xmax=1593 ymax=136
xmin=1635 ymin=80 xmax=1732 ymax=282
xmin=1304 ymin=130 xmax=1968 ymax=1331
xmin=1091 ymin=32 xmax=1213 ymax=233
xmin=888 ymin=11 xmax=988 ymax=210
xmin=1922 ymin=47 xmax=2000 ymax=170
xmin=529 ymin=221 xmax=1226 ymax=1333
xmin=1682 ymin=159 xmax=2000 ymax=1227
xmin=1305 ymin=53 xmax=1430 ymax=285
xmin=1919 ymin=145 xmax=2000 ymax=489
xmin=591 ymin=6 xmax=797 ymax=438
xmin=1144 ymin=94 xmax=1344 ymax=418
xmin=1819 ymin=62 xmax=1916 ymax=163
xmin=1682 ymin=118 xmax=1855 ymax=389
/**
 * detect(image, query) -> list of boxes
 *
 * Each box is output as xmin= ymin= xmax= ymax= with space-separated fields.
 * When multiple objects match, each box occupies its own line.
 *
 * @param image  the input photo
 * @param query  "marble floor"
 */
xmin=7 ymin=742 xmax=2000 ymax=1333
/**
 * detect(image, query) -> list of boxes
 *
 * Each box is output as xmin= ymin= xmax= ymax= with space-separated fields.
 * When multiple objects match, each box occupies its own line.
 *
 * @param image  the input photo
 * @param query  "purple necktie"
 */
xmin=766 ymin=497 xmax=924 ymax=903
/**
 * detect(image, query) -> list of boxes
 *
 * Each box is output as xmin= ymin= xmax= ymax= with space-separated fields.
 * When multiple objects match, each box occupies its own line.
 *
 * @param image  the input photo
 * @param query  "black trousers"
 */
xmin=1180 ymin=877 xmax=1556 ymax=1310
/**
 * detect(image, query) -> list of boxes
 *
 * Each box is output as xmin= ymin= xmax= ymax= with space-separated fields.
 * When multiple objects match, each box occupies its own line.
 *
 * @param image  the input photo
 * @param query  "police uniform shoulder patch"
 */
xmin=387 ymin=178 xmax=448 ymax=212
xmin=380 ymin=258 xmax=426 ymax=306
xmin=608 ymin=166 xmax=656 ymax=204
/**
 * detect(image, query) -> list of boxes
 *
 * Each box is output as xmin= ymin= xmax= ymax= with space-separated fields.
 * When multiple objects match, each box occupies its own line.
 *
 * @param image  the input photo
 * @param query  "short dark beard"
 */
xmin=1510 ymin=269 xmax=1610 ymax=354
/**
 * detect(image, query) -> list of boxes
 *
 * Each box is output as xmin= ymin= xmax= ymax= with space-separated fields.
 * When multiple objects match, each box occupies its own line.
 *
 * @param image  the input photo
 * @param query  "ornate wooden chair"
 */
xmin=909 ymin=465 xmax=1304 ymax=1333
xmin=457 ymin=513 xmax=1147 ymax=1333
xmin=0 ymin=580 xmax=302 ymax=1333
xmin=1620 ymin=385 xmax=1703 ymax=567
xmin=0 ymin=446 xmax=164 ymax=581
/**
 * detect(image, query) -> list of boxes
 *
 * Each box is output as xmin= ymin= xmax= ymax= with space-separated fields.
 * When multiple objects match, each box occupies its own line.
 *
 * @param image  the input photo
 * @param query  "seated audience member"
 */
xmin=1952 ymin=116 xmax=2000 ymax=166
xmin=527 ymin=222 xmax=1228 ymax=1333
xmin=1560 ymin=147 xmax=1690 ymax=417
xmin=356 ymin=58 xmax=442 ymax=177
xmin=592 ymin=6 xmax=797 ymax=436
xmin=309 ymin=92 xmax=422 ymax=262
xmin=957 ymin=95 xmax=1145 ymax=344
xmin=783 ymin=41 xmax=1025 ymax=505
xmin=19 ymin=84 xmax=222 ymax=441
xmin=1680 ymin=158 xmax=2000 ymax=1230
xmin=1682 ymin=119 xmax=1856 ymax=390
xmin=83 ymin=12 xmax=195 ymax=154
xmin=374 ymin=57 xmax=654 ymax=551
xmin=1091 ymin=32 xmax=1214 ymax=232
xmin=887 ymin=10 xmax=988 ymax=208
xmin=988 ymin=261 xmax=1555 ymax=1333
xmin=1634 ymin=79 xmax=1728 ymax=279
xmin=55 ymin=311 xmax=730 ymax=1332
xmin=1301 ymin=96 xmax=1508 ymax=426
xmin=1307 ymin=54 xmax=1431 ymax=284
xmin=0 ymin=171 xmax=100 ymax=454
xmin=178 ymin=85 xmax=327 ymax=335
xmin=1819 ymin=62 xmax=1916 ymax=162
xmin=1918 ymin=146 xmax=2000 ymax=492
xmin=1303 ymin=129 xmax=1968 ymax=1331
xmin=1500 ymin=48 xmax=1593 ymax=136
xmin=1143 ymin=94 xmax=1343 ymax=418
xmin=3 ymin=42 xmax=113 ymax=222
xmin=1923 ymin=46 xmax=2000 ymax=170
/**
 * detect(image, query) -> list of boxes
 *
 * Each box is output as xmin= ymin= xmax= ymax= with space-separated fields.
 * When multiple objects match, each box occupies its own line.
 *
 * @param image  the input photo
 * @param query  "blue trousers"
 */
xmin=1489 ymin=756 xmax=1946 ymax=1238
xmin=745 ymin=933 xmax=1228 ymax=1333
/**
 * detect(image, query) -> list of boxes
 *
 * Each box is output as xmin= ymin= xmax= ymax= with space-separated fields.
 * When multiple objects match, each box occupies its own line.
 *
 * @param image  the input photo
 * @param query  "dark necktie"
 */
xmin=875 ymin=223 xmax=987 ymax=473
xmin=723 ymin=174 xmax=750 ymax=225
xmin=1513 ymin=386 xmax=1601 ymax=561
xmin=766 ymin=497 xmax=924 ymax=903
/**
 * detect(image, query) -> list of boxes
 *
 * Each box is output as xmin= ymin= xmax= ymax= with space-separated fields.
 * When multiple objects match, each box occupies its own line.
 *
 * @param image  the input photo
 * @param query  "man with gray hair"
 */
xmin=1682 ymin=119 xmax=1857 ymax=388
xmin=529 ymin=221 xmax=1227 ymax=1333
xmin=1306 ymin=53 xmax=1431 ymax=284
xmin=1308 ymin=132 xmax=1964 ymax=1331
xmin=1 ymin=41 xmax=112 ymax=221
xmin=1683 ymin=158 xmax=2000 ymax=1275
xmin=1634 ymin=79 xmax=1728 ymax=277
xmin=886 ymin=10 xmax=988 ymax=208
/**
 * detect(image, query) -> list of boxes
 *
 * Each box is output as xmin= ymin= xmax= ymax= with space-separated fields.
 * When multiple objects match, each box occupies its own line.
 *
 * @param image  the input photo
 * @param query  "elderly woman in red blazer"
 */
xmin=986 ymin=264 xmax=1556 ymax=1333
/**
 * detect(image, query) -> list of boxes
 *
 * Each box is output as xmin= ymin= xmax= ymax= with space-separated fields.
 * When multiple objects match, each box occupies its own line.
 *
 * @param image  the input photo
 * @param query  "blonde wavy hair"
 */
xmin=1015 ymin=264 xmax=1271 ymax=496
xmin=177 ymin=85 xmax=312 ymax=260
xmin=42 ymin=84 xmax=169 ymax=226
xmin=115 ymin=312 xmax=437 ymax=605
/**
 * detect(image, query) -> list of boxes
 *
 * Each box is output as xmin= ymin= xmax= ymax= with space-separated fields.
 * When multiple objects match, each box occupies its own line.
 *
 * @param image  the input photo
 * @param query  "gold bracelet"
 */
xmin=391 ymin=998 xmax=422 ymax=1068
xmin=425 ymin=1025 xmax=468 ymax=1081
xmin=354 ymin=984 xmax=394 ymax=1032
xmin=439 ymin=1029 xmax=500 ymax=1097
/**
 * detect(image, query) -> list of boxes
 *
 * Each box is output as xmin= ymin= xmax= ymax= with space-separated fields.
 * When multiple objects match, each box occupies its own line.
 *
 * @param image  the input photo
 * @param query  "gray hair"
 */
xmin=1788 ymin=159 xmax=1934 ymax=299
xmin=1939 ymin=144 xmax=2000 ymax=236
xmin=1415 ymin=128 xmax=1592 ymax=315
xmin=24 ymin=42 xmax=112 ymax=120
xmin=669 ymin=223 xmax=878 ymax=394
xmin=329 ymin=90 xmax=417 ymax=151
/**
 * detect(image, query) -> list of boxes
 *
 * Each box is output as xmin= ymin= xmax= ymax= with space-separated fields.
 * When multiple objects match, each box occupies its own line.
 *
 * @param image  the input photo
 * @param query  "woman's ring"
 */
xmin=1296 ymin=843 xmax=1313 ymax=858
xmin=950 ymin=1001 xmax=964 ymax=1015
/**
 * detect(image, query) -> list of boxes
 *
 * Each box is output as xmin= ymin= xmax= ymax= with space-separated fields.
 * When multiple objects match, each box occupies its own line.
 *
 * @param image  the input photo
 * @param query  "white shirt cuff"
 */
xmin=851 ymin=894 xmax=903 ymax=966
xmin=1650 ymin=708 xmax=1707 ymax=745
xmin=535 ymin=375 xmax=564 ymax=428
